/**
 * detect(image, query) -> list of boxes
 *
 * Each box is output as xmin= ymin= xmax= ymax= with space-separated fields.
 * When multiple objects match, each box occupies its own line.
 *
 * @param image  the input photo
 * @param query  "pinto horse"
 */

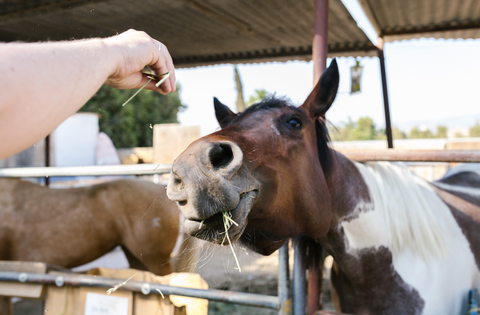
xmin=167 ymin=59 xmax=480 ymax=314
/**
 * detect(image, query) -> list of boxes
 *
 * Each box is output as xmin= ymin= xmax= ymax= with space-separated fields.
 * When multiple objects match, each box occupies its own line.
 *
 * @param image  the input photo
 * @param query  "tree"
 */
xmin=247 ymin=89 xmax=267 ymax=106
xmin=352 ymin=117 xmax=376 ymax=140
xmin=436 ymin=125 xmax=448 ymax=138
xmin=410 ymin=126 xmax=434 ymax=139
xmin=470 ymin=121 xmax=480 ymax=137
xmin=234 ymin=66 xmax=246 ymax=112
xmin=329 ymin=116 xmax=405 ymax=141
xmin=79 ymin=84 xmax=186 ymax=148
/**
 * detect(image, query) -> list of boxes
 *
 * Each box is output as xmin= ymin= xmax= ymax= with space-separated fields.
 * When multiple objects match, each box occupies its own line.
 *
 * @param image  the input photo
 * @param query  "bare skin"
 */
xmin=0 ymin=29 xmax=176 ymax=159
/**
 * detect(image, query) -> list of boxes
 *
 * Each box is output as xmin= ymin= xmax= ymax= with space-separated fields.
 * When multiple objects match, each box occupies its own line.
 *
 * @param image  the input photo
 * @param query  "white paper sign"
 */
xmin=84 ymin=292 xmax=129 ymax=315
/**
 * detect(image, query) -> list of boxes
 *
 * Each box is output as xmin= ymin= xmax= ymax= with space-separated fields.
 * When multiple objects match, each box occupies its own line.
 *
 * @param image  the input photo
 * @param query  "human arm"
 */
xmin=0 ymin=29 xmax=176 ymax=159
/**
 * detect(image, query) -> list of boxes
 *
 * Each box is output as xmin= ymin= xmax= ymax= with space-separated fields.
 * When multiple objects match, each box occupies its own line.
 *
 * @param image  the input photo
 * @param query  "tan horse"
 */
xmin=0 ymin=178 xmax=198 ymax=314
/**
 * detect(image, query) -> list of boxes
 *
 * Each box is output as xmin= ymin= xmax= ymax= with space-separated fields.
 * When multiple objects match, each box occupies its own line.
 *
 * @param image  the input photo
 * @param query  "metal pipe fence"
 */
xmin=0 ymin=271 xmax=280 ymax=309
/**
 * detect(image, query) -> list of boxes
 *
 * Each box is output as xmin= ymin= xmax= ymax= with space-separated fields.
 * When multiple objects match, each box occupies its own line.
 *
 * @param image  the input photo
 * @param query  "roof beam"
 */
xmin=0 ymin=0 xmax=112 ymax=25
xmin=383 ymin=21 xmax=480 ymax=36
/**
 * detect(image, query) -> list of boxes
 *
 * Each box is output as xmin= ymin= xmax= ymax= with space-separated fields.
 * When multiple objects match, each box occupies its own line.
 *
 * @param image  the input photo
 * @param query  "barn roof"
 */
xmin=0 ymin=0 xmax=377 ymax=68
xmin=357 ymin=0 xmax=480 ymax=42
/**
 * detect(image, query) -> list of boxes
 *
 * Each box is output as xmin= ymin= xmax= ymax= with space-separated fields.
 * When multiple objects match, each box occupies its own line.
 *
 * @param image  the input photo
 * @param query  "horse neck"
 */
xmin=321 ymin=152 xmax=448 ymax=262
xmin=320 ymin=151 xmax=395 ymax=263
xmin=324 ymin=151 xmax=372 ymax=227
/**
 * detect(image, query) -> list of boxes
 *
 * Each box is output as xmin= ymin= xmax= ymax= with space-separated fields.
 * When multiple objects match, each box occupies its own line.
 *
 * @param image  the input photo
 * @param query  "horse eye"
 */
xmin=286 ymin=117 xmax=302 ymax=129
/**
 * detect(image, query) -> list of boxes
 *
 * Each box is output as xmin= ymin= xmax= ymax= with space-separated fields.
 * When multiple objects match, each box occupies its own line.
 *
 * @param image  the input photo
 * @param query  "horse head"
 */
xmin=167 ymin=60 xmax=339 ymax=255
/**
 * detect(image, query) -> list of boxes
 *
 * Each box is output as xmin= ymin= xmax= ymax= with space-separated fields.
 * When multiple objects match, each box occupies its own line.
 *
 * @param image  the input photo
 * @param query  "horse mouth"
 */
xmin=183 ymin=189 xmax=259 ymax=244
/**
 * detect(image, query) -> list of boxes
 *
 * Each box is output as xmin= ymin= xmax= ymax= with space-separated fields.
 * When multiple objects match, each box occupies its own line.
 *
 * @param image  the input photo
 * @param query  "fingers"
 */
xmin=150 ymin=41 xmax=176 ymax=94
xmin=104 ymin=30 xmax=176 ymax=94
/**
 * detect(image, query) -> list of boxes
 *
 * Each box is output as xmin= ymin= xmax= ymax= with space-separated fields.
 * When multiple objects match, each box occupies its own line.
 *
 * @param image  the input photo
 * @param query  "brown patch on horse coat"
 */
xmin=329 ymin=246 xmax=424 ymax=315
xmin=431 ymin=184 xmax=480 ymax=271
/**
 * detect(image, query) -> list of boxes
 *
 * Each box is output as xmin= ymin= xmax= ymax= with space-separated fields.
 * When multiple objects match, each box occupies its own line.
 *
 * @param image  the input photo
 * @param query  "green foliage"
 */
xmin=436 ymin=125 xmax=448 ymax=138
xmin=409 ymin=126 xmax=434 ymax=139
xmin=79 ymin=84 xmax=186 ymax=148
xmin=410 ymin=125 xmax=450 ymax=139
xmin=470 ymin=121 xmax=480 ymax=137
xmin=330 ymin=116 xmax=406 ymax=141
xmin=247 ymin=89 xmax=267 ymax=106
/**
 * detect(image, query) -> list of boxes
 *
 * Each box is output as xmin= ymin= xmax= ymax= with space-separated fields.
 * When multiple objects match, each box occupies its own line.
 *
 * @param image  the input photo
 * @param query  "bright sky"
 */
xmin=175 ymin=0 xmax=480 ymax=137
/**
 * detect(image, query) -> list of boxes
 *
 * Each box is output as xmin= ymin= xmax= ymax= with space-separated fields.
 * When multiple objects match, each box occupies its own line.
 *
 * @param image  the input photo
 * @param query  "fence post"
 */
xmin=278 ymin=242 xmax=292 ymax=315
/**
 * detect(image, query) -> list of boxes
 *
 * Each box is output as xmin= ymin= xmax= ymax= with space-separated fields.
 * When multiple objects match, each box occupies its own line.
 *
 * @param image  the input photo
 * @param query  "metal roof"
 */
xmin=0 ymin=0 xmax=377 ymax=68
xmin=357 ymin=0 xmax=480 ymax=42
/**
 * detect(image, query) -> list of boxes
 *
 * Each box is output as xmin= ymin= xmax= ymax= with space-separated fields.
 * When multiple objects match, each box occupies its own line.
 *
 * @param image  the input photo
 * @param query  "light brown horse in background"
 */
xmin=0 ymin=178 xmax=198 ymax=314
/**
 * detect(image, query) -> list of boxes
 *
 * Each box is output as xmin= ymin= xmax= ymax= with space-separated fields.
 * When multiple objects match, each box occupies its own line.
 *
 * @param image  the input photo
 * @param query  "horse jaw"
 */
xmin=167 ymin=136 xmax=261 ymax=245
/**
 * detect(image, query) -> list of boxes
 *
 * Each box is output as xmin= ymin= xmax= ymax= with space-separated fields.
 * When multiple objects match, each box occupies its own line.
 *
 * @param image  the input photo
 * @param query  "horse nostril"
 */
xmin=178 ymin=200 xmax=187 ymax=206
xmin=209 ymin=143 xmax=234 ymax=170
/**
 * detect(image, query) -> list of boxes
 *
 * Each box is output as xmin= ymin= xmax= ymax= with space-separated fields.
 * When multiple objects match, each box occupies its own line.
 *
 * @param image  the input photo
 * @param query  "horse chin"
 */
xmin=183 ymin=190 xmax=258 ymax=245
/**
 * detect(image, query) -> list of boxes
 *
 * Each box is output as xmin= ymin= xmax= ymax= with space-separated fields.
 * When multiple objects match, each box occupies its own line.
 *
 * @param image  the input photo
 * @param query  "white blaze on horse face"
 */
xmin=270 ymin=118 xmax=281 ymax=136
xmin=341 ymin=162 xmax=480 ymax=315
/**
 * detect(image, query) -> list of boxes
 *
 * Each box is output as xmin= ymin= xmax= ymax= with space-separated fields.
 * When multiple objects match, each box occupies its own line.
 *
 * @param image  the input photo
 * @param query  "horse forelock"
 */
xmin=227 ymin=96 xmax=292 ymax=127
xmin=228 ymin=96 xmax=333 ymax=176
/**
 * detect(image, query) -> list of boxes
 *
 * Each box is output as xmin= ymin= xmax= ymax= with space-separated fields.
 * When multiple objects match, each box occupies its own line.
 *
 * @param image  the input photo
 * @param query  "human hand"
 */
xmin=104 ymin=29 xmax=176 ymax=94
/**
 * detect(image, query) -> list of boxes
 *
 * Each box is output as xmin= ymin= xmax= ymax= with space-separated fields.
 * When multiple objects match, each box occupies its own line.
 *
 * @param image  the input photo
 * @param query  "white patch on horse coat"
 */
xmin=341 ymin=162 xmax=479 ymax=315
xmin=443 ymin=162 xmax=480 ymax=178
xmin=151 ymin=217 xmax=161 ymax=228
xmin=270 ymin=119 xmax=281 ymax=136
xmin=434 ymin=181 xmax=480 ymax=197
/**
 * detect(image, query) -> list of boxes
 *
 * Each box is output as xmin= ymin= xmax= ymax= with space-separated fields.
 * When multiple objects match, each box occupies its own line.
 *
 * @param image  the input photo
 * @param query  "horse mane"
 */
xmin=233 ymin=96 xmax=333 ymax=175
xmin=354 ymin=161 xmax=448 ymax=260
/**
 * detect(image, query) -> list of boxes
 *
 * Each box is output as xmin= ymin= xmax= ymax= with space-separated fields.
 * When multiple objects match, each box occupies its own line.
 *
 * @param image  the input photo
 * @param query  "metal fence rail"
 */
xmin=0 ymin=271 xmax=280 ymax=309
xmin=339 ymin=149 xmax=480 ymax=163
xmin=0 ymin=164 xmax=172 ymax=177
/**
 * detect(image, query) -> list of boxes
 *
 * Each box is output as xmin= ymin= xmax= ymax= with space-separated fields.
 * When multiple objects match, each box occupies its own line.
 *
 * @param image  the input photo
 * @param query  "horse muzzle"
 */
xmin=166 ymin=138 xmax=260 ymax=243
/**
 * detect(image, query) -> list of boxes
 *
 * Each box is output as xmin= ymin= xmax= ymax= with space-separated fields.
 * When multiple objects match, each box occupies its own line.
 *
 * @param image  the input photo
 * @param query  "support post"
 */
xmin=313 ymin=0 xmax=329 ymax=84
xmin=377 ymin=37 xmax=393 ymax=149
xmin=293 ymin=236 xmax=307 ymax=315
xmin=307 ymin=240 xmax=323 ymax=315
xmin=279 ymin=242 xmax=292 ymax=315
xmin=45 ymin=135 xmax=50 ymax=186
xmin=303 ymin=0 xmax=329 ymax=314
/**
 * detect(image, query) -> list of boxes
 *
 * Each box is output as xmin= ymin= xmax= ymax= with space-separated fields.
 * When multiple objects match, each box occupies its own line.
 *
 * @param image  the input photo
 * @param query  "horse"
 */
xmin=0 ymin=178 xmax=198 ymax=314
xmin=166 ymin=59 xmax=480 ymax=315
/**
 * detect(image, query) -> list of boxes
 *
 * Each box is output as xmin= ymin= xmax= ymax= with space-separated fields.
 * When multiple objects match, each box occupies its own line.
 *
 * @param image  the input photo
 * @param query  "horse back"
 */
xmin=432 ymin=169 xmax=480 ymax=272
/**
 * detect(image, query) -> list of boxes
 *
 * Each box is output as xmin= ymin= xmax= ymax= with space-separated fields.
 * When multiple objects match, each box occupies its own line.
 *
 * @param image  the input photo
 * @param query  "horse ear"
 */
xmin=214 ymin=97 xmax=237 ymax=128
xmin=301 ymin=58 xmax=339 ymax=118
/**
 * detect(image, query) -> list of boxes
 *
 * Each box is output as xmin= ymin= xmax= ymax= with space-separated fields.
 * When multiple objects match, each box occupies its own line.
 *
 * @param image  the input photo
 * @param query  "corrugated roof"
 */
xmin=357 ymin=0 xmax=480 ymax=42
xmin=0 ymin=0 xmax=377 ymax=68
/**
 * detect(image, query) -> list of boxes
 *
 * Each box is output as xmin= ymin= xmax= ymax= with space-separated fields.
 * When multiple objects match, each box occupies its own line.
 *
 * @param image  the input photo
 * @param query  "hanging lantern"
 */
xmin=350 ymin=60 xmax=364 ymax=94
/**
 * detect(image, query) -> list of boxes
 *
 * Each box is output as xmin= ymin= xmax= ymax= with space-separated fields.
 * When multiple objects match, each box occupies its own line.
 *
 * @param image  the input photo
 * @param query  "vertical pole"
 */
xmin=313 ymin=0 xmax=329 ymax=84
xmin=307 ymin=240 xmax=323 ymax=315
xmin=302 ymin=1 xmax=329 ymax=314
xmin=377 ymin=37 xmax=393 ymax=149
xmin=45 ymin=135 xmax=50 ymax=187
xmin=293 ymin=236 xmax=307 ymax=315
xmin=278 ymin=242 xmax=292 ymax=315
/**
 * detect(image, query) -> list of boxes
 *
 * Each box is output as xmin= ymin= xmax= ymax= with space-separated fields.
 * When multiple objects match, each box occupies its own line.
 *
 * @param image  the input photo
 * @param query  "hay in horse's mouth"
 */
xmin=183 ymin=189 xmax=259 ymax=243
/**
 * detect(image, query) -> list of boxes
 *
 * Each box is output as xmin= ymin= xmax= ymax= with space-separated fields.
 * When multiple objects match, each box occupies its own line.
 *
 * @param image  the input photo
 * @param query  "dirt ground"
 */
xmin=192 ymin=242 xmax=335 ymax=315
xmin=12 ymin=242 xmax=335 ymax=315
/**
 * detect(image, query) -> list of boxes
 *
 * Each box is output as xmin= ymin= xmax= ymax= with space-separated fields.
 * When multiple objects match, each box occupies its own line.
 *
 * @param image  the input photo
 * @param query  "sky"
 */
xmin=174 ymin=0 xmax=480 ymax=137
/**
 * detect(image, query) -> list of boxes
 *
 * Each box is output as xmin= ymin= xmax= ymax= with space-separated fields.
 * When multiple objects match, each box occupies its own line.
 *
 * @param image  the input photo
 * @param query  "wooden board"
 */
xmin=153 ymin=124 xmax=200 ymax=164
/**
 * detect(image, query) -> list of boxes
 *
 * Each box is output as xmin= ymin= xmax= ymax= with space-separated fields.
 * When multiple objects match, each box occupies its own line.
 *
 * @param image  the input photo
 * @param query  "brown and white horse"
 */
xmin=167 ymin=59 xmax=480 ymax=314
